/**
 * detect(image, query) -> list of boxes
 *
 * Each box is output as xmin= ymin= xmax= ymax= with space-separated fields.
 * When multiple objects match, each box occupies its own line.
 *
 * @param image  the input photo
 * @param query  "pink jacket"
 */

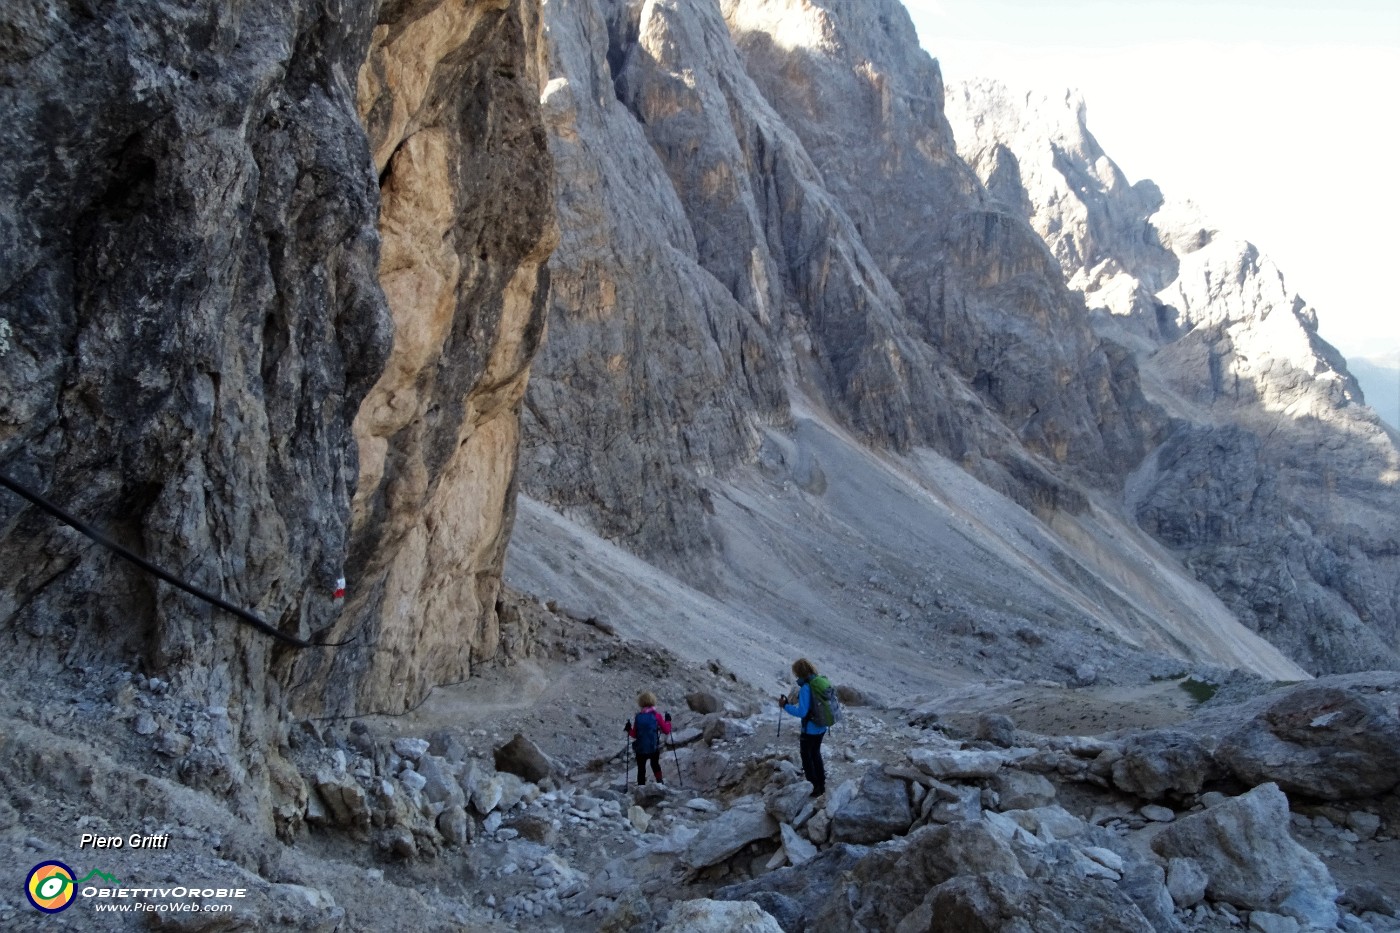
xmin=627 ymin=706 xmax=673 ymax=738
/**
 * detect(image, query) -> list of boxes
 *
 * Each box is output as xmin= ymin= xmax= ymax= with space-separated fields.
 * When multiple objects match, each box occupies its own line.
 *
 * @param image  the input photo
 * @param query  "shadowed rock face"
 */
xmin=1 ymin=0 xmax=390 ymax=816
xmin=947 ymin=79 xmax=1400 ymax=674
xmin=523 ymin=0 xmax=1160 ymax=568
xmin=0 ymin=0 xmax=556 ymax=810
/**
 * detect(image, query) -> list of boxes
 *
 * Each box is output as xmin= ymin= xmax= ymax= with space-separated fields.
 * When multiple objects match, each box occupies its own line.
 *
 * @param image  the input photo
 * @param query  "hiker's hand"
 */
xmin=776 ymin=695 xmax=785 ymax=708
xmin=664 ymin=712 xmax=671 ymax=722
xmin=624 ymin=720 xmax=630 ymax=732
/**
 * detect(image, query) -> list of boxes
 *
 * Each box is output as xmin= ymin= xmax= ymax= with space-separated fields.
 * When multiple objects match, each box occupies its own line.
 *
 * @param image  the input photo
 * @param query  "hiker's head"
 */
xmin=637 ymin=691 xmax=656 ymax=708
xmin=792 ymin=658 xmax=817 ymax=681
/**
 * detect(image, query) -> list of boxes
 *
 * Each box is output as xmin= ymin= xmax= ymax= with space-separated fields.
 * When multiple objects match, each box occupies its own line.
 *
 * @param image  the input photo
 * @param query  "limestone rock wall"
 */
xmin=0 ymin=0 xmax=557 ymax=812
xmin=307 ymin=0 xmax=558 ymax=716
xmin=518 ymin=0 xmax=789 ymax=564
xmin=946 ymin=80 xmax=1400 ymax=673
xmin=719 ymin=0 xmax=1156 ymax=485
xmin=524 ymin=0 xmax=1160 ymax=565
xmin=0 ymin=0 xmax=391 ymax=817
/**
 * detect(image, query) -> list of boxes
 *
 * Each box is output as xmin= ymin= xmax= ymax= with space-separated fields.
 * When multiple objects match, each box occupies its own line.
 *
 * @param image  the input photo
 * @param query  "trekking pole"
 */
xmin=664 ymin=713 xmax=683 ymax=788
xmin=622 ymin=720 xmax=631 ymax=789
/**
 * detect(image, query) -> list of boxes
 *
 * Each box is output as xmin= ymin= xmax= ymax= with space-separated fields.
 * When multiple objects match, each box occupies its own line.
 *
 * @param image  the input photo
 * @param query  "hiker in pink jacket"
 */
xmin=625 ymin=691 xmax=673 ymax=786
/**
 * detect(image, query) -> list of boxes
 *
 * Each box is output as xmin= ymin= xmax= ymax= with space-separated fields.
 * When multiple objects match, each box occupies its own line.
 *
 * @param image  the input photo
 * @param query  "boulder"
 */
xmin=1166 ymin=857 xmax=1208 ymax=908
xmin=469 ymin=774 xmax=504 ymax=815
xmin=1338 ymin=881 xmax=1399 ymax=918
xmin=1111 ymin=730 xmax=1214 ymax=799
xmin=494 ymin=733 xmax=553 ymax=783
xmin=990 ymin=770 xmax=1056 ymax=810
xmin=632 ymin=784 xmax=668 ymax=808
xmin=398 ymin=769 xmax=427 ymax=795
xmin=312 ymin=772 xmax=370 ymax=830
xmin=702 ymin=714 xmax=730 ymax=743
xmin=909 ymin=747 xmax=1005 ymax=780
xmin=687 ymin=692 xmax=722 ymax=714
xmin=265 ymin=884 xmax=345 ymax=933
xmin=670 ymin=727 xmax=706 ymax=747
xmin=764 ymin=781 xmax=813 ymax=825
xmin=391 ymin=738 xmax=430 ymax=762
xmin=683 ymin=799 xmax=779 ymax=869
xmin=496 ymin=771 xmax=528 ymax=812
xmin=416 ymin=755 xmax=465 ymax=808
xmin=976 ymin=713 xmax=1017 ymax=747
xmin=1216 ymin=685 xmax=1400 ymax=800
xmin=1117 ymin=861 xmax=1177 ymax=932
xmin=1151 ymin=783 xmax=1339 ymax=927
xmin=912 ymin=871 xmax=1155 ymax=933
xmin=805 ymin=822 xmax=1024 ymax=933
xmin=780 ymin=822 xmax=818 ymax=866
xmin=503 ymin=814 xmax=556 ymax=846
xmin=924 ymin=785 xmax=984 ymax=825
xmin=829 ymin=768 xmax=913 ymax=844
xmin=834 ymin=684 xmax=870 ymax=707
xmin=657 ymin=899 xmax=784 ymax=933
xmin=1248 ymin=912 xmax=1300 ymax=933
xmin=436 ymin=806 xmax=471 ymax=847
xmin=716 ymin=845 xmax=870 ymax=931
xmin=1001 ymin=805 xmax=1089 ymax=843
xmin=426 ymin=730 xmax=467 ymax=763
xmin=1140 ymin=804 xmax=1176 ymax=823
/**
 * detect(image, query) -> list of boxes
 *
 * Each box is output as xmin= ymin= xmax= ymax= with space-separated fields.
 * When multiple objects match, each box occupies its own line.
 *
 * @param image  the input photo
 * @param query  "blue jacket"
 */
xmin=783 ymin=679 xmax=828 ymax=735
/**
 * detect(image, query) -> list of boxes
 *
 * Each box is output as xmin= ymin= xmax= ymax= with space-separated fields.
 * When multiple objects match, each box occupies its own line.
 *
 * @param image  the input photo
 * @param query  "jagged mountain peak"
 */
xmin=947 ymin=73 xmax=1397 ymax=673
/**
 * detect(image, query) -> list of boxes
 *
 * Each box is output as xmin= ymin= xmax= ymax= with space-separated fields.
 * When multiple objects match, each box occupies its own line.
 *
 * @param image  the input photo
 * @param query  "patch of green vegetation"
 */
xmin=1179 ymin=677 xmax=1218 ymax=704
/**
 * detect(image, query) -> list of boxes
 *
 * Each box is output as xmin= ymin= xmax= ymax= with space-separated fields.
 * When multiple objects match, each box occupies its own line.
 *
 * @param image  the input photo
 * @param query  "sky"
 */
xmin=900 ymin=0 xmax=1400 ymax=365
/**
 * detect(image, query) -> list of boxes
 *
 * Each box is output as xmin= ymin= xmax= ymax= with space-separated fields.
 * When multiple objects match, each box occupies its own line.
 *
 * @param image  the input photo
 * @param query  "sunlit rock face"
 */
xmin=948 ymin=80 xmax=1400 ymax=673
xmin=313 ymin=0 xmax=558 ymax=717
xmin=523 ymin=0 xmax=1158 ymax=568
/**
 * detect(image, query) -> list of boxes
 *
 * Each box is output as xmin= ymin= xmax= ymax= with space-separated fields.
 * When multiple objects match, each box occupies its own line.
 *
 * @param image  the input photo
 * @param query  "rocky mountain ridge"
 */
xmin=945 ymin=78 xmax=1400 ymax=674
xmin=518 ymin=0 xmax=1399 ymax=682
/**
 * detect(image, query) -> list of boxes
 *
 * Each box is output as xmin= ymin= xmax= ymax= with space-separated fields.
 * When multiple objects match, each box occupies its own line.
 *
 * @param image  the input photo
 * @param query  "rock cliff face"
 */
xmin=523 ymin=0 xmax=1396 ymax=676
xmin=0 ymin=0 xmax=555 ymax=815
xmin=2 ymin=0 xmax=387 ymax=815
xmin=524 ymin=0 xmax=1160 ymax=568
xmin=946 ymin=80 xmax=1400 ymax=673
xmin=316 ymin=0 xmax=557 ymax=717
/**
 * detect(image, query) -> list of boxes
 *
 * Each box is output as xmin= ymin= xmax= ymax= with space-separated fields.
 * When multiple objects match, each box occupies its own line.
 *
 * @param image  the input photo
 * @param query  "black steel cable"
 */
xmin=0 ymin=471 xmax=348 ymax=649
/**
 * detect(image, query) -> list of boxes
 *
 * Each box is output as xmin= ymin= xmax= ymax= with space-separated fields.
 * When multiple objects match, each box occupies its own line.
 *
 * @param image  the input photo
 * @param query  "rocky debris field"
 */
xmin=2 ymin=600 xmax=1399 ymax=932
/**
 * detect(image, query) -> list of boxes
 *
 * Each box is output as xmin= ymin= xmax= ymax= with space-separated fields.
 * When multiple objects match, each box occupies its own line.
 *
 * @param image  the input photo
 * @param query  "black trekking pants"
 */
xmin=635 ymin=750 xmax=662 ymax=785
xmin=799 ymin=731 xmax=826 ymax=793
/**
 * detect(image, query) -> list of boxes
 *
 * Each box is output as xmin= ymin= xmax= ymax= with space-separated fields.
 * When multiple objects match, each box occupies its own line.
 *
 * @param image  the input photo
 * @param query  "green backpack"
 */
xmin=805 ymin=675 xmax=841 ymax=728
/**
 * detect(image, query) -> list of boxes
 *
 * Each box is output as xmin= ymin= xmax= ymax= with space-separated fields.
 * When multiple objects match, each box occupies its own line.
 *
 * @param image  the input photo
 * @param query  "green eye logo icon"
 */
xmin=26 ymin=861 xmax=76 ymax=913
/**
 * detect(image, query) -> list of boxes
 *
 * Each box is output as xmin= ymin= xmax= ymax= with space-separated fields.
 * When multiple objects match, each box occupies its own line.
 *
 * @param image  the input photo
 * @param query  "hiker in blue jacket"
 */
xmin=780 ymin=657 xmax=828 ymax=797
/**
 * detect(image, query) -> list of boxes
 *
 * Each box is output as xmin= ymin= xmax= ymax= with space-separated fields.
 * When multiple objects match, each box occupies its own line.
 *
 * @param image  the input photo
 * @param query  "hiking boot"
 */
xmin=809 ymin=786 xmax=825 ymax=798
